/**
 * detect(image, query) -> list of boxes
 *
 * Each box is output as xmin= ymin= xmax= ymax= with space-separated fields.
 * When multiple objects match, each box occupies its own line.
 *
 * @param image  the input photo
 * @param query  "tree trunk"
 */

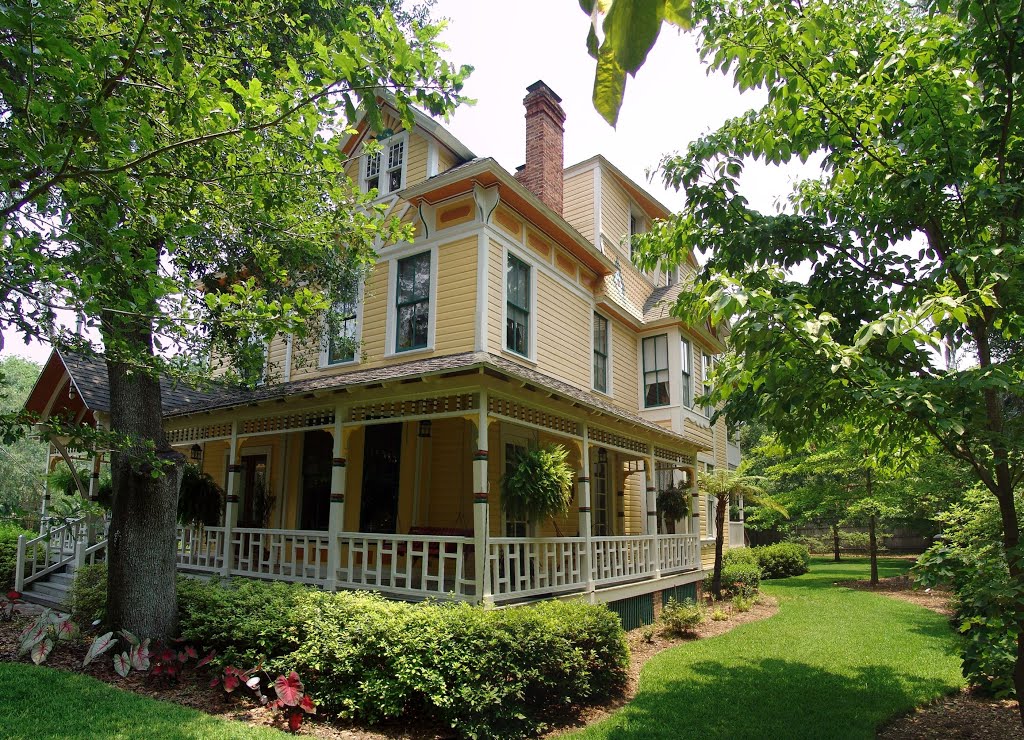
xmin=832 ymin=523 xmax=841 ymax=562
xmin=993 ymin=484 xmax=1024 ymax=727
xmin=711 ymin=492 xmax=727 ymax=599
xmin=869 ymin=514 xmax=878 ymax=586
xmin=103 ymin=315 xmax=184 ymax=639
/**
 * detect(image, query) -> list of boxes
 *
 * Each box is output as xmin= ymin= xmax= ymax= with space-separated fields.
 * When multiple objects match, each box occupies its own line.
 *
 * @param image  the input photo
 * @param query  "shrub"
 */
xmin=704 ymin=562 xmax=761 ymax=598
xmin=69 ymin=563 xmax=107 ymax=626
xmin=917 ymin=488 xmax=1023 ymax=698
xmin=711 ymin=608 xmax=728 ymax=621
xmin=732 ymin=595 xmax=752 ymax=613
xmin=723 ymin=547 xmax=759 ymax=568
xmin=661 ymin=597 xmax=705 ymax=635
xmin=0 ymin=523 xmax=33 ymax=591
xmin=176 ymin=578 xmax=627 ymax=737
xmin=753 ymin=542 xmax=810 ymax=579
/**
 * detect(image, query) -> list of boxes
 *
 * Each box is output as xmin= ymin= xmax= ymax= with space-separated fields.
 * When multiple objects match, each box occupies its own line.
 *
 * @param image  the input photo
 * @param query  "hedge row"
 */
xmin=74 ymin=572 xmax=627 ymax=738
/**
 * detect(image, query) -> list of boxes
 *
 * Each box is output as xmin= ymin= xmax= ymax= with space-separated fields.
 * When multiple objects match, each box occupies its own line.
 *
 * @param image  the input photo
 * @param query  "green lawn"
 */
xmin=0 ymin=662 xmax=285 ymax=739
xmin=575 ymin=557 xmax=964 ymax=740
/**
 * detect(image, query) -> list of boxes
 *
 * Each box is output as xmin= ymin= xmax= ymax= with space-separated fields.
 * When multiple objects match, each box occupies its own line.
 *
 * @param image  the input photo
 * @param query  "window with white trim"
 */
xmin=680 ymin=338 xmax=693 ymax=408
xmin=702 ymin=352 xmax=714 ymax=419
xmin=326 ymin=299 xmax=359 ymax=365
xmin=642 ymin=334 xmax=670 ymax=407
xmin=395 ymin=251 xmax=430 ymax=352
xmin=593 ymin=313 xmax=609 ymax=393
xmin=505 ymin=254 xmax=531 ymax=356
xmin=362 ymin=135 xmax=406 ymax=195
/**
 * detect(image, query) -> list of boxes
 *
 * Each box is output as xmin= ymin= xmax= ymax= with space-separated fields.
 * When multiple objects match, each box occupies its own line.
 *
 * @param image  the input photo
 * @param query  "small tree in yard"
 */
xmin=0 ymin=0 xmax=468 ymax=639
xmin=583 ymin=0 xmax=1024 ymax=716
xmin=699 ymin=467 xmax=783 ymax=599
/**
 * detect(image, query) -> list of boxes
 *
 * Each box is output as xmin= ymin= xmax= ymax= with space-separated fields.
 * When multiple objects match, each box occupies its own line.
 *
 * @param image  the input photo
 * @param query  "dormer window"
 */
xmin=361 ymin=133 xmax=406 ymax=196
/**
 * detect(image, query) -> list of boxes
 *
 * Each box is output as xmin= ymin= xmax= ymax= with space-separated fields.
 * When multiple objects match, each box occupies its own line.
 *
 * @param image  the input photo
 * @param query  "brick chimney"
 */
xmin=514 ymin=80 xmax=566 ymax=214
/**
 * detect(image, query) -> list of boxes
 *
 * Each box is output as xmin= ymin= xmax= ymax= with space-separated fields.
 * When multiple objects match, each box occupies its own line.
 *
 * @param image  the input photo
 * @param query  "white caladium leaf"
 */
xmin=83 ymin=631 xmax=116 ymax=666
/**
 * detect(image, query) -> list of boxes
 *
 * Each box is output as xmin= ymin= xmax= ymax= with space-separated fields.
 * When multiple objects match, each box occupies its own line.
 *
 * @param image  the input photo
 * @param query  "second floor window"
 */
xmin=680 ymin=338 xmax=692 ymax=408
xmin=642 ymin=334 xmax=670 ymax=407
xmin=593 ymin=313 xmax=609 ymax=393
xmin=396 ymin=252 xmax=430 ymax=352
xmin=506 ymin=254 xmax=530 ymax=356
xmin=326 ymin=300 xmax=359 ymax=365
xmin=363 ymin=136 xmax=405 ymax=195
xmin=702 ymin=353 xmax=714 ymax=419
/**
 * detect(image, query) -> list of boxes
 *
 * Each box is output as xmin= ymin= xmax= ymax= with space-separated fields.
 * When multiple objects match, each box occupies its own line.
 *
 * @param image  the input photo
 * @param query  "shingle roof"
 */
xmin=59 ymin=350 xmax=229 ymax=415
xmin=643 ymin=282 xmax=687 ymax=324
xmin=54 ymin=350 xmax=706 ymax=451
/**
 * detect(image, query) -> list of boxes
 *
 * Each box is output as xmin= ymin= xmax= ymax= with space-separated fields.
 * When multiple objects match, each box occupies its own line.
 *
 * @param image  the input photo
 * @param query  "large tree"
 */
xmin=1 ymin=0 xmax=468 ymax=637
xmin=583 ymin=0 xmax=1024 ymax=712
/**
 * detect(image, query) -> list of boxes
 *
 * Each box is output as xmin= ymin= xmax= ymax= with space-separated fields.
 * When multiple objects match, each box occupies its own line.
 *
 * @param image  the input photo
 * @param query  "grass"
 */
xmin=0 ymin=662 xmax=286 ymax=739
xmin=574 ymin=557 xmax=964 ymax=740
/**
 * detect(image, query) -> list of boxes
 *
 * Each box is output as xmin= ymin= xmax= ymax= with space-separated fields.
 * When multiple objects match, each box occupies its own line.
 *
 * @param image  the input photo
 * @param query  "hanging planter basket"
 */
xmin=500 ymin=444 xmax=575 ymax=525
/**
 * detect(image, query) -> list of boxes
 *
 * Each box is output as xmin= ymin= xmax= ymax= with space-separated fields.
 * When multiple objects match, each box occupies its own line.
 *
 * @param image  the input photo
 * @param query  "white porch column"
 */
xmin=689 ymin=463 xmax=701 ymax=539
xmin=647 ymin=445 xmax=661 ymax=578
xmin=472 ymin=390 xmax=492 ymax=606
xmin=86 ymin=452 xmax=102 ymax=544
xmin=578 ymin=424 xmax=594 ymax=601
xmin=222 ymin=421 xmax=240 ymax=576
xmin=39 ymin=446 xmax=52 ymax=536
xmin=326 ymin=406 xmax=347 ymax=590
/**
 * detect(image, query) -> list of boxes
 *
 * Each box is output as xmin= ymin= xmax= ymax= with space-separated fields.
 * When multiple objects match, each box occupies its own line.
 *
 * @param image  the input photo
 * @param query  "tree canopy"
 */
xmin=583 ymin=0 xmax=1023 ymax=708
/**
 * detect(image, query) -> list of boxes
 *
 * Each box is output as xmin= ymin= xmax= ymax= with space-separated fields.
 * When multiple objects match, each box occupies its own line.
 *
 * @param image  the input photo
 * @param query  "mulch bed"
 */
xmin=878 ymin=689 xmax=1022 ymax=739
xmin=1 ymin=595 xmax=781 ymax=739
xmin=837 ymin=574 xmax=955 ymax=616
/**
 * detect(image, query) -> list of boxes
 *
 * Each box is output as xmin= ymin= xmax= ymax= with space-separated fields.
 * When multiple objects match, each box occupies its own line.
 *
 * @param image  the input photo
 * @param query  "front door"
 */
xmin=359 ymin=423 xmax=403 ymax=533
xmin=300 ymin=430 xmax=333 ymax=531
xmin=239 ymin=454 xmax=268 ymax=528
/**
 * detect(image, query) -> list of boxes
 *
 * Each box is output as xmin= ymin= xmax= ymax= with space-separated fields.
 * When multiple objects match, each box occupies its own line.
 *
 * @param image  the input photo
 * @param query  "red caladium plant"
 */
xmin=269 ymin=671 xmax=316 ymax=733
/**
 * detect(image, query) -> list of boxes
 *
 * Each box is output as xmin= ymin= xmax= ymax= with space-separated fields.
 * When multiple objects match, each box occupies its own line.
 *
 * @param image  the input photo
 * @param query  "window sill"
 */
xmin=385 ymin=345 xmax=434 ymax=360
xmin=319 ymin=358 xmax=360 ymax=370
xmin=499 ymin=348 xmax=537 ymax=366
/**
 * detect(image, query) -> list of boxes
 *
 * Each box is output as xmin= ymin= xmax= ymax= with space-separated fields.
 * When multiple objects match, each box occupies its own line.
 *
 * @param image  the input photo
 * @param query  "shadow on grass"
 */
xmin=599 ymin=657 xmax=957 ymax=740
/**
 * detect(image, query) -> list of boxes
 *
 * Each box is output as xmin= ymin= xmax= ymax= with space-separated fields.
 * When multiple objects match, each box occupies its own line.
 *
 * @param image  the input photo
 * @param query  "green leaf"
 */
xmin=593 ymin=43 xmax=626 ymax=127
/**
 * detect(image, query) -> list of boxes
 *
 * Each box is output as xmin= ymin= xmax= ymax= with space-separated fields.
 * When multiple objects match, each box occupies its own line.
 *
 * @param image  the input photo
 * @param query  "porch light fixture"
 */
xmin=190 ymin=443 xmax=203 ymax=462
xmin=418 ymin=420 xmax=432 ymax=438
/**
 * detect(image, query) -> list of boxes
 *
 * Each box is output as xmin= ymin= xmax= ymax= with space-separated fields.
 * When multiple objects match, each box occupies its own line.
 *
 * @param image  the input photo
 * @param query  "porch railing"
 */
xmin=591 ymin=535 xmax=658 ymax=585
xmin=336 ymin=532 xmax=475 ymax=600
xmin=231 ymin=528 xmax=331 ymax=584
xmin=176 ymin=525 xmax=226 ymax=573
xmin=25 ymin=525 xmax=700 ymax=605
xmin=487 ymin=536 xmax=586 ymax=600
xmin=14 ymin=517 xmax=109 ymax=591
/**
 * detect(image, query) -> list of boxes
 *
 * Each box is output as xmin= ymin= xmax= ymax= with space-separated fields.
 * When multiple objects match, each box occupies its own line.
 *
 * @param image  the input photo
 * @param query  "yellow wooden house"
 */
xmin=20 ymin=81 xmax=744 ymax=620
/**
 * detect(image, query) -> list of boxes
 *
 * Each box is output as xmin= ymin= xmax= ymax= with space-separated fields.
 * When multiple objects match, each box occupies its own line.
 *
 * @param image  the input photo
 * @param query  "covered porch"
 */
xmin=166 ymin=355 xmax=706 ymax=604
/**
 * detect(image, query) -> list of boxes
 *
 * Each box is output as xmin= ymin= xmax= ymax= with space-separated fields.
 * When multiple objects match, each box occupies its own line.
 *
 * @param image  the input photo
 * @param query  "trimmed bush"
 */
xmin=0 ymin=523 xmax=33 ymax=591
xmin=176 ymin=578 xmax=627 ymax=737
xmin=69 ymin=563 xmax=107 ymax=625
xmin=703 ymin=562 xmax=761 ymax=598
xmin=723 ymin=547 xmax=759 ymax=567
xmin=753 ymin=542 xmax=810 ymax=579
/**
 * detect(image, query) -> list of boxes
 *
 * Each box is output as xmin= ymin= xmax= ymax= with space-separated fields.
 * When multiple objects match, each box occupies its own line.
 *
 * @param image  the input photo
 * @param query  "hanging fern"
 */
xmin=177 ymin=465 xmax=224 ymax=526
xmin=657 ymin=483 xmax=690 ymax=522
xmin=500 ymin=444 xmax=575 ymax=525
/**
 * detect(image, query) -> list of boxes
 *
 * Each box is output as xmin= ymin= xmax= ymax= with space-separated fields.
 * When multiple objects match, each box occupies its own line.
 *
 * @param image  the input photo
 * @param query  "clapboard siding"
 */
xmin=562 ymin=170 xmax=595 ymax=243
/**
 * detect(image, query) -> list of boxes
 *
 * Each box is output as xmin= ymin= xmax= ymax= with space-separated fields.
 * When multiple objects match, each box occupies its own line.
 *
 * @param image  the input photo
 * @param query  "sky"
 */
xmin=1 ymin=0 xmax=810 ymax=367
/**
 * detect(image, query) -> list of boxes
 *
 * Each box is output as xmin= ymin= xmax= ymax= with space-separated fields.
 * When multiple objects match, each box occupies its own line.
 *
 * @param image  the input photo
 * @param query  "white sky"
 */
xmin=1 ymin=0 xmax=811 ymax=367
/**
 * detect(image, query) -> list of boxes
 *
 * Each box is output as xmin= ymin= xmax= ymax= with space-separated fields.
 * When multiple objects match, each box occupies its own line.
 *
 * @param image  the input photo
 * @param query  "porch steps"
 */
xmin=20 ymin=567 xmax=75 ymax=610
